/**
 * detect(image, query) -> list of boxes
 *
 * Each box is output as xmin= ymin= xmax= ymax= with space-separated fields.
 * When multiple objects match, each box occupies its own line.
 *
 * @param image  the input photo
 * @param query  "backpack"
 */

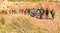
xmin=50 ymin=9 xmax=55 ymax=15
xmin=40 ymin=9 xmax=44 ymax=14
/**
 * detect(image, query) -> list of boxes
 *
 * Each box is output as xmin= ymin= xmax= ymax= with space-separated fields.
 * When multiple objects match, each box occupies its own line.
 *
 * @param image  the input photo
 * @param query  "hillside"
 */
xmin=0 ymin=0 xmax=60 ymax=33
xmin=0 ymin=10 xmax=60 ymax=33
xmin=0 ymin=14 xmax=49 ymax=33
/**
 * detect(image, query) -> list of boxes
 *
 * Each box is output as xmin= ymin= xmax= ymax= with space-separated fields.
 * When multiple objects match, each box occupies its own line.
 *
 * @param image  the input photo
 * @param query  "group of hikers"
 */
xmin=11 ymin=7 xmax=55 ymax=19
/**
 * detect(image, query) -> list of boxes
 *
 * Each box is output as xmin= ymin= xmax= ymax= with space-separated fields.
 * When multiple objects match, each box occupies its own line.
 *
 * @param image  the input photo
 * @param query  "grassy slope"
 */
xmin=0 ymin=14 xmax=48 ymax=33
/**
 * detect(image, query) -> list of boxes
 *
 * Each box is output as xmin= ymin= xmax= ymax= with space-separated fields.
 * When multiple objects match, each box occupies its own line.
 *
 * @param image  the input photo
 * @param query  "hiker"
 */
xmin=45 ymin=7 xmax=49 ymax=19
xmin=19 ymin=9 xmax=21 ymax=13
xmin=27 ymin=8 xmax=30 ymax=15
xmin=35 ymin=8 xmax=40 ymax=18
xmin=21 ymin=9 xmax=25 ymax=14
xmin=50 ymin=9 xmax=55 ymax=19
xmin=15 ymin=9 xmax=19 ymax=14
xmin=21 ymin=9 xmax=24 ymax=14
xmin=24 ymin=8 xmax=27 ymax=15
xmin=30 ymin=8 xmax=36 ymax=17
xmin=39 ymin=7 xmax=45 ymax=19
xmin=12 ymin=9 xmax=16 ymax=14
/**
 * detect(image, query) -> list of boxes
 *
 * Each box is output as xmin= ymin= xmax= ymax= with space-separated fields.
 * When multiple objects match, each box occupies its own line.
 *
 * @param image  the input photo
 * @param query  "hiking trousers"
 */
xmin=52 ymin=15 xmax=54 ymax=19
xmin=40 ymin=14 xmax=43 ymax=19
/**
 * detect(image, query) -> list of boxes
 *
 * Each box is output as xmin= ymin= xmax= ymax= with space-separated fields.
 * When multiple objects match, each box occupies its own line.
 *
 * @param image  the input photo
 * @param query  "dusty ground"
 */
xmin=0 ymin=11 xmax=60 ymax=33
xmin=5 ymin=2 xmax=60 ymax=33
xmin=31 ymin=11 xmax=60 ymax=33
xmin=0 ymin=1 xmax=60 ymax=33
xmin=7 ymin=2 xmax=60 ymax=11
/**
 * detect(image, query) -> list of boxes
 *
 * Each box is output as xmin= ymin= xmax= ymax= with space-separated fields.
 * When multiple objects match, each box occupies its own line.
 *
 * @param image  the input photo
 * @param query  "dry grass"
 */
xmin=0 ymin=14 xmax=48 ymax=33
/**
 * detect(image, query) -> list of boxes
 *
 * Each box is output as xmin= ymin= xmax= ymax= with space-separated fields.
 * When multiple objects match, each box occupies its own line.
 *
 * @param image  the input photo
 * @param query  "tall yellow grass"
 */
xmin=0 ymin=14 xmax=48 ymax=33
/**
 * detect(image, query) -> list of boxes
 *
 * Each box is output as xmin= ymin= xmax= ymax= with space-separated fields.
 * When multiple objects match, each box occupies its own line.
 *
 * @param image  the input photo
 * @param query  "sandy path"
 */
xmin=31 ymin=11 xmax=60 ymax=33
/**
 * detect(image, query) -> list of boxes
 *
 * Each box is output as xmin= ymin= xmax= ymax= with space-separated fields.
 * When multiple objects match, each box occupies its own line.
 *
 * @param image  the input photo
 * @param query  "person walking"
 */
xmin=45 ymin=7 xmax=49 ymax=19
xmin=50 ymin=9 xmax=55 ymax=19
xmin=39 ymin=7 xmax=45 ymax=19
xmin=35 ymin=8 xmax=40 ymax=18
xmin=27 ymin=8 xmax=31 ymax=15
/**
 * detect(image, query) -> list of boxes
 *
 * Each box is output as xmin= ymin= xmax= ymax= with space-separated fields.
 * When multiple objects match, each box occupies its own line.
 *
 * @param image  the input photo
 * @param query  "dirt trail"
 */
xmin=31 ymin=11 xmax=60 ymax=33
xmin=0 ymin=11 xmax=59 ymax=33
